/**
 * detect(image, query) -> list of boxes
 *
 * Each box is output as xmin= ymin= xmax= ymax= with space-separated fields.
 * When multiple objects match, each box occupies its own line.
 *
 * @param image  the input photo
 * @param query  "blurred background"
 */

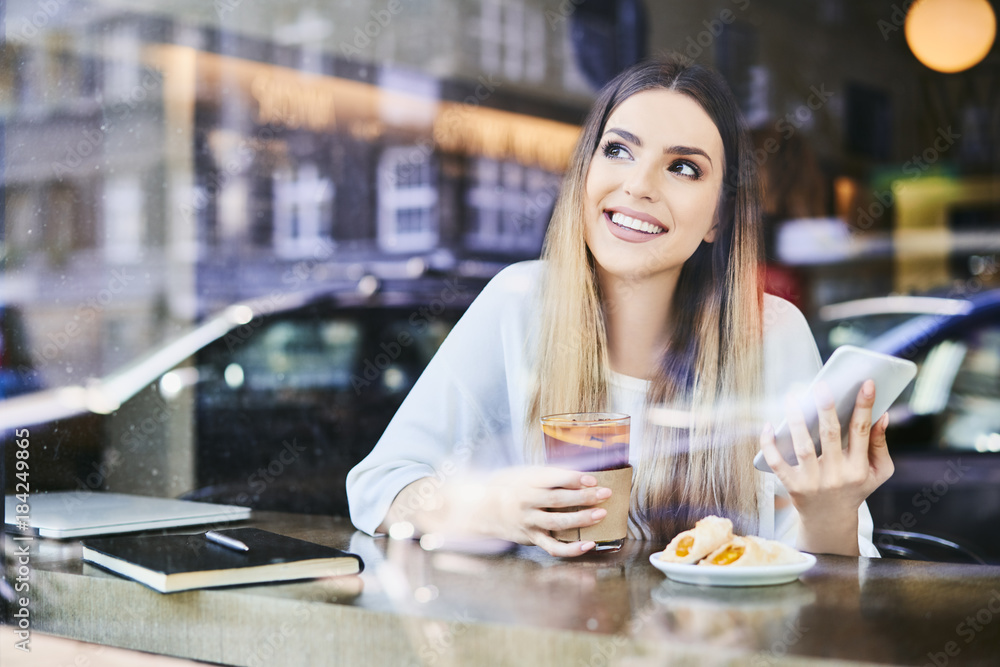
xmin=1 ymin=1 xmax=999 ymax=560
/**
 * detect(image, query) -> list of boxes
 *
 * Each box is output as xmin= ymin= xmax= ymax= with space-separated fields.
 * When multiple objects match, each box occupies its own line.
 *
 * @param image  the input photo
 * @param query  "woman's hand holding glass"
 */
xmin=477 ymin=466 xmax=613 ymax=557
xmin=759 ymin=379 xmax=894 ymax=556
xmin=384 ymin=466 xmax=613 ymax=558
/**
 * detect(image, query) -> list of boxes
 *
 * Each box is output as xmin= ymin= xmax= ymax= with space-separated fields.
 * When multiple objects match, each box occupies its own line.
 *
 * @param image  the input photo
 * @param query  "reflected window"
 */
xmin=377 ymin=146 xmax=438 ymax=252
xmin=465 ymin=158 xmax=558 ymax=255
xmin=104 ymin=22 xmax=142 ymax=102
xmin=6 ymin=187 xmax=40 ymax=254
xmin=481 ymin=0 xmax=546 ymax=83
xmin=273 ymin=162 xmax=335 ymax=258
xmin=104 ymin=174 xmax=145 ymax=264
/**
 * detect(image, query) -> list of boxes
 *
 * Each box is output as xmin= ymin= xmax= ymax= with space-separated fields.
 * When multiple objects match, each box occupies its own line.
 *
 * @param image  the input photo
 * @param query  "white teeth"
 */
xmin=610 ymin=211 xmax=663 ymax=235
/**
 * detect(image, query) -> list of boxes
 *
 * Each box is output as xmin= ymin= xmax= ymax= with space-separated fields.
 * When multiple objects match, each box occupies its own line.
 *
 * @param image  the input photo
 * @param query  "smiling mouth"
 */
xmin=606 ymin=211 xmax=665 ymax=235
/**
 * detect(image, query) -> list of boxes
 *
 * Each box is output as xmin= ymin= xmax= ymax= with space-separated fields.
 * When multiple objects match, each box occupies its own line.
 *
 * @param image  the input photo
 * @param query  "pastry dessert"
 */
xmin=700 ymin=535 xmax=806 ymax=567
xmin=659 ymin=515 xmax=734 ymax=564
xmin=659 ymin=515 xmax=807 ymax=566
xmin=753 ymin=535 xmax=807 ymax=565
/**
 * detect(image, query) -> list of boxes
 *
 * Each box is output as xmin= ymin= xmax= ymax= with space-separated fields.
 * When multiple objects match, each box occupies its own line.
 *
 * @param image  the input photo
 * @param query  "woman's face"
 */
xmin=584 ymin=89 xmax=725 ymax=284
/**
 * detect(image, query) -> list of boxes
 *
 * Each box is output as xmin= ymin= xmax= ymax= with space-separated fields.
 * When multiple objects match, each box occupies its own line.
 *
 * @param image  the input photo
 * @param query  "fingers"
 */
xmin=873 ymin=410 xmax=889 ymax=443
xmin=813 ymin=381 xmax=845 ymax=468
xmin=868 ymin=412 xmax=894 ymax=485
xmin=769 ymin=383 xmax=893 ymax=528
xmin=531 ymin=530 xmax=596 ymax=557
xmin=497 ymin=465 xmax=611 ymax=510
xmin=531 ymin=485 xmax=612 ymax=510
xmin=846 ymin=379 xmax=876 ymax=467
xmin=488 ymin=465 xmax=613 ymax=556
xmin=529 ymin=506 xmax=606 ymax=532
xmin=529 ymin=507 xmax=606 ymax=557
xmin=514 ymin=465 xmax=599 ymax=490
xmin=759 ymin=422 xmax=790 ymax=476
xmin=785 ymin=394 xmax=819 ymax=475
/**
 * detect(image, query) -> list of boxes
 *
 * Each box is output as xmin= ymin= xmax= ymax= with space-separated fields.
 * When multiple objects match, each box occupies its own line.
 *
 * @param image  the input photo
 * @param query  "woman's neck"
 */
xmin=598 ymin=268 xmax=679 ymax=380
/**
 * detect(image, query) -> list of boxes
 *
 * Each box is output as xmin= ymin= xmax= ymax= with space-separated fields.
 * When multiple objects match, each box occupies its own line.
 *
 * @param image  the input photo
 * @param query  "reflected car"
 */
xmin=0 ymin=305 xmax=44 ymax=399
xmin=1 ymin=273 xmax=486 ymax=517
xmin=814 ymin=295 xmax=974 ymax=361
xmin=816 ymin=290 xmax=1000 ymax=563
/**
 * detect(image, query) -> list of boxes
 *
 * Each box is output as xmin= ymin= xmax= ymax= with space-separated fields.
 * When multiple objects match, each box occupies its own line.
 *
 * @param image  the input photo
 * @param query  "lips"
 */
xmin=602 ymin=207 xmax=668 ymax=244
xmin=608 ymin=211 xmax=665 ymax=235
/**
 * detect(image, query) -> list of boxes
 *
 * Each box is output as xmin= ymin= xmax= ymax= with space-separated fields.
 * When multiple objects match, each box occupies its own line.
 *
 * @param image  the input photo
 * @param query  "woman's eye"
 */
xmin=670 ymin=161 xmax=701 ymax=179
xmin=602 ymin=141 xmax=629 ymax=159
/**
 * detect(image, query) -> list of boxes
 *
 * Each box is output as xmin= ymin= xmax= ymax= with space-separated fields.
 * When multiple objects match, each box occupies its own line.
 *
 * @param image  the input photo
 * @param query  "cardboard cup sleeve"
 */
xmin=552 ymin=465 xmax=632 ymax=543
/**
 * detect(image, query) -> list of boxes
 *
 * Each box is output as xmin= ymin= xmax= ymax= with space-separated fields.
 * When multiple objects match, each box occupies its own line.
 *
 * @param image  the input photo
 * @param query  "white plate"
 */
xmin=648 ymin=551 xmax=817 ymax=587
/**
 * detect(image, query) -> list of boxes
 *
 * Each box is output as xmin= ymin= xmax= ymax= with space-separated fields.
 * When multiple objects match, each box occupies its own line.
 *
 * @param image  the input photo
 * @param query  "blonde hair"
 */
xmin=525 ymin=57 xmax=764 ymax=540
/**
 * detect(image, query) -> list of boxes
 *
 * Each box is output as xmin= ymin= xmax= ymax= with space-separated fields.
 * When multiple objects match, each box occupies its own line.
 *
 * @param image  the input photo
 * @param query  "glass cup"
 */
xmin=540 ymin=412 xmax=632 ymax=552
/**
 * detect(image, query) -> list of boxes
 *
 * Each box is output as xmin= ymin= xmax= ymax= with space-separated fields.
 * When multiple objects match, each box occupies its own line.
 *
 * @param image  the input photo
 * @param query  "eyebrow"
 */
xmin=604 ymin=127 xmax=714 ymax=166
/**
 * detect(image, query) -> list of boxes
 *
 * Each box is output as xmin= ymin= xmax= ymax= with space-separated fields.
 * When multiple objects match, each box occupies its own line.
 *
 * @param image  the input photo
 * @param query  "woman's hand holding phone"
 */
xmin=758 ymin=379 xmax=895 ymax=556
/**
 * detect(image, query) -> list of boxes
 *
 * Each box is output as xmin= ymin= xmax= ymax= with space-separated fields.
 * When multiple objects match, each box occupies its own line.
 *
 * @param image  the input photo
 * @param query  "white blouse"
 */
xmin=346 ymin=260 xmax=878 ymax=556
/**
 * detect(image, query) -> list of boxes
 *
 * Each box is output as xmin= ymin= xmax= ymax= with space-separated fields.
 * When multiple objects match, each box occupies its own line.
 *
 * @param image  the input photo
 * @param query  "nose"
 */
xmin=623 ymin=160 xmax=659 ymax=202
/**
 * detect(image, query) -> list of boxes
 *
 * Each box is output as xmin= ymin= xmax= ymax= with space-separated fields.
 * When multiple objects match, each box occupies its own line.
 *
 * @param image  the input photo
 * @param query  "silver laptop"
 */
xmin=3 ymin=492 xmax=251 ymax=539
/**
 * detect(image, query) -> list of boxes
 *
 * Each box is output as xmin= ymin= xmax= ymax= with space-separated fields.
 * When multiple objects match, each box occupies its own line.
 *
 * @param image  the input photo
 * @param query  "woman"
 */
xmin=347 ymin=58 xmax=892 ymax=558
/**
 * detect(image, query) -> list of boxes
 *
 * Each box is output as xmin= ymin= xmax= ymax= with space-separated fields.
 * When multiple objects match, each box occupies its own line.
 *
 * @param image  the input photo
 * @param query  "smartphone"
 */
xmin=753 ymin=345 xmax=917 ymax=473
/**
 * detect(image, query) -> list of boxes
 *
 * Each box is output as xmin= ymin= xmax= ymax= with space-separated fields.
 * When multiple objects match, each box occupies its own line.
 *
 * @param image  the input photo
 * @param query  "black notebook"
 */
xmin=82 ymin=527 xmax=363 ymax=593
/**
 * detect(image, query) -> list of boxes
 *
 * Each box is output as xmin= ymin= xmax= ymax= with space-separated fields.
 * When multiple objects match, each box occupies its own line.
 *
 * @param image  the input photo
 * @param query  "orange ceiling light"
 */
xmin=905 ymin=0 xmax=997 ymax=73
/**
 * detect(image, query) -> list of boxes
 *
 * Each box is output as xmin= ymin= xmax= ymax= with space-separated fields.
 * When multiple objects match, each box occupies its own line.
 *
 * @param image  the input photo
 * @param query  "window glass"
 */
xmin=2 ymin=0 xmax=998 ymax=523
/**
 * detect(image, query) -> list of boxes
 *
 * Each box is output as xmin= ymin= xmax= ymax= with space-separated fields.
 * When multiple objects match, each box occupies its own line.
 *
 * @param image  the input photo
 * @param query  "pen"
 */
xmin=205 ymin=530 xmax=250 ymax=552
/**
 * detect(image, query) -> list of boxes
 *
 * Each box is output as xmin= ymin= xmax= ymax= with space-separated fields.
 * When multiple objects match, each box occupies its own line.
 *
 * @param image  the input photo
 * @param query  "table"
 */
xmin=5 ymin=512 xmax=1000 ymax=666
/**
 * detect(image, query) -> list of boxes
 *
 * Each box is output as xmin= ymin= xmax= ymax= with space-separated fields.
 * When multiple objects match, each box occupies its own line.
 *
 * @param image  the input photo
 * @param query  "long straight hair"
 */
xmin=525 ymin=57 xmax=764 ymax=540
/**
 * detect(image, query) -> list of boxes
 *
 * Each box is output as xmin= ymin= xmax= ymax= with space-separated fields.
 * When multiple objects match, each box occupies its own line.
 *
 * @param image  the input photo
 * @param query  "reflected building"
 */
xmin=1 ymin=5 xmax=586 ymax=389
xmin=3 ymin=0 xmax=999 ymax=507
xmin=2 ymin=0 xmax=998 ymax=393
